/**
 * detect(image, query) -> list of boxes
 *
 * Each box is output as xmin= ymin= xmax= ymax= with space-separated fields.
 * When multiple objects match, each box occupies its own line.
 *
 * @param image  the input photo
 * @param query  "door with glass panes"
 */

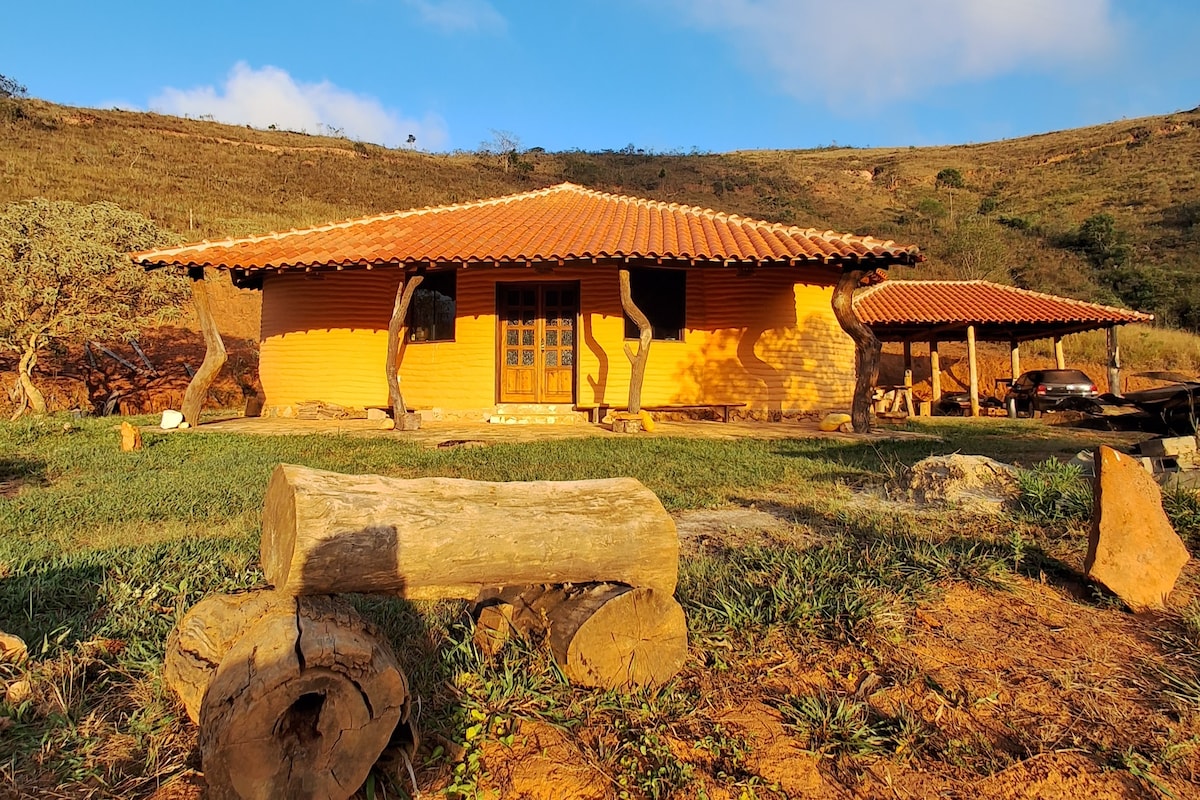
xmin=497 ymin=283 xmax=577 ymax=404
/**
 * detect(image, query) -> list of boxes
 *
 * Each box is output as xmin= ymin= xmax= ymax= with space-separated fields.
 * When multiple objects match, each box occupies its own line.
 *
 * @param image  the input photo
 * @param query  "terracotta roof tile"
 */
xmin=133 ymin=182 xmax=921 ymax=272
xmin=855 ymin=280 xmax=1153 ymax=326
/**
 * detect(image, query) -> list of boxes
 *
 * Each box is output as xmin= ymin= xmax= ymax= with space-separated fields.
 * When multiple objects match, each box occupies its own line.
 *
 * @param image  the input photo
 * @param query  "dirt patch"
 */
xmin=672 ymin=508 xmax=795 ymax=555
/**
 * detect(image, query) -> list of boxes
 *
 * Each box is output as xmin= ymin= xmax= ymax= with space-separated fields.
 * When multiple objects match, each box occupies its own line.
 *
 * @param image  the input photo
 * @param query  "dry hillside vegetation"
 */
xmin=3 ymin=99 xmax=1200 ymax=412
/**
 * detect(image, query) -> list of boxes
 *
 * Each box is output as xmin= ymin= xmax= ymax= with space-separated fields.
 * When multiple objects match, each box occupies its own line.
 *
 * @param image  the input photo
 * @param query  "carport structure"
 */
xmin=854 ymin=280 xmax=1154 ymax=416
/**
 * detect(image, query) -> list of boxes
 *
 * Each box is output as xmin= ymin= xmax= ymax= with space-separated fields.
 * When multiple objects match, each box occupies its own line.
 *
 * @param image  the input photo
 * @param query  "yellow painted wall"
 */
xmin=258 ymin=266 xmax=855 ymax=412
xmin=260 ymin=270 xmax=400 ymax=409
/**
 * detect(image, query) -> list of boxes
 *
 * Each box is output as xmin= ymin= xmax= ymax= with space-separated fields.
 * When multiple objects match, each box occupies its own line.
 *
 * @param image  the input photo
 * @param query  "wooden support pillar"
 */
xmin=830 ymin=267 xmax=880 ymax=433
xmin=929 ymin=339 xmax=941 ymax=402
xmin=181 ymin=267 xmax=227 ymax=427
xmin=1010 ymin=340 xmax=1021 ymax=382
xmin=1106 ymin=326 xmax=1121 ymax=395
xmin=967 ymin=324 xmax=980 ymax=418
xmin=618 ymin=268 xmax=652 ymax=415
xmin=901 ymin=341 xmax=915 ymax=416
xmin=1053 ymin=336 xmax=1065 ymax=369
xmin=386 ymin=272 xmax=423 ymax=424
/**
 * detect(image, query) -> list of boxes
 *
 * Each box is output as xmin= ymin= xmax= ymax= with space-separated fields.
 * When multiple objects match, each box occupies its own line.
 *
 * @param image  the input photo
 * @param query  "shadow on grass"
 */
xmin=0 ymin=455 xmax=48 ymax=497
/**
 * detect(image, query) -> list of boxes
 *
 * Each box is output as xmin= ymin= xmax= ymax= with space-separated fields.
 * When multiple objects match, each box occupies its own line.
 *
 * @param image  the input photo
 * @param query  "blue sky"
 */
xmin=7 ymin=1 xmax=1199 ymax=153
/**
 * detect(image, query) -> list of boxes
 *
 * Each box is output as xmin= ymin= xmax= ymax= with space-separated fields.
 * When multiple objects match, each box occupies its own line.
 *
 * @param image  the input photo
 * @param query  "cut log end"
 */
xmin=549 ymin=586 xmax=688 ymax=690
xmin=166 ymin=591 xmax=411 ymax=800
xmin=475 ymin=584 xmax=688 ymax=690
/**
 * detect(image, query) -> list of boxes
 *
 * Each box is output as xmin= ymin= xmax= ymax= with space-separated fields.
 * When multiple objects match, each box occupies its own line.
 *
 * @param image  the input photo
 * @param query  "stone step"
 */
xmin=487 ymin=413 xmax=587 ymax=426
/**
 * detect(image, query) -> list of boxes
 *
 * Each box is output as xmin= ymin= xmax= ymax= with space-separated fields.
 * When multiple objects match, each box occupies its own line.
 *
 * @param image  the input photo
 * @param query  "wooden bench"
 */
xmin=579 ymin=402 xmax=747 ymax=424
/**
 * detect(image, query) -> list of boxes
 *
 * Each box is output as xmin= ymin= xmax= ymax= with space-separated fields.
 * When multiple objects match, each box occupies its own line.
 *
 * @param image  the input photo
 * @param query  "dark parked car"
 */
xmin=1004 ymin=369 xmax=1100 ymax=416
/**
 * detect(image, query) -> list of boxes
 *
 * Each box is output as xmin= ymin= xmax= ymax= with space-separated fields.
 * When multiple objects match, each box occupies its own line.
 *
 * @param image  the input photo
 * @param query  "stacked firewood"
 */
xmin=164 ymin=465 xmax=686 ymax=800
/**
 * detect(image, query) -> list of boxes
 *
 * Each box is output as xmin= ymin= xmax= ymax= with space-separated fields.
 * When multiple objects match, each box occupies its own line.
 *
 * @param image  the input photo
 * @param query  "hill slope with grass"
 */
xmin=2 ymin=98 xmax=1200 ymax=410
xmin=3 ymin=98 xmax=1198 ymax=314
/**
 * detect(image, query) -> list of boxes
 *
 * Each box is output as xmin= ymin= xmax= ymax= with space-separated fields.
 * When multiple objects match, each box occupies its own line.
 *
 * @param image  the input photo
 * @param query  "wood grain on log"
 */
xmin=547 ymin=584 xmax=687 ymax=689
xmin=181 ymin=268 xmax=227 ymax=427
xmin=198 ymin=594 xmax=410 ymax=800
xmin=830 ymin=268 xmax=880 ymax=433
xmin=164 ymin=590 xmax=286 ymax=724
xmin=261 ymin=464 xmax=679 ymax=599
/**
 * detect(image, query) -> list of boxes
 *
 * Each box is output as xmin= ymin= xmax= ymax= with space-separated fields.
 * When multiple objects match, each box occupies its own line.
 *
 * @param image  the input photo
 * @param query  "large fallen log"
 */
xmin=164 ymin=590 xmax=412 ymax=800
xmin=472 ymin=583 xmax=688 ymax=689
xmin=261 ymin=464 xmax=679 ymax=599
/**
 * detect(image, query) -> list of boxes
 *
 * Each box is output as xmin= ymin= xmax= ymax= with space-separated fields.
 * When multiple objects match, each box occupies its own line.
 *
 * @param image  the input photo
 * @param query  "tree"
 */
xmin=0 ymin=74 xmax=26 ymax=99
xmin=944 ymin=216 xmax=1009 ymax=281
xmin=0 ymin=199 xmax=188 ymax=415
xmin=935 ymin=168 xmax=965 ymax=189
xmin=1076 ymin=213 xmax=1130 ymax=269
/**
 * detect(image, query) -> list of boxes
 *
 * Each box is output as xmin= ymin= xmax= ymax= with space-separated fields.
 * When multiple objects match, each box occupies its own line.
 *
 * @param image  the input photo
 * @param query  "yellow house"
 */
xmin=135 ymin=183 xmax=920 ymax=420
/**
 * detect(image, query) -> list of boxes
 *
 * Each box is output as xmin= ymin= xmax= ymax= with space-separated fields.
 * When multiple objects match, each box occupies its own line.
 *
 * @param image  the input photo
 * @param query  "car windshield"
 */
xmin=1036 ymin=370 xmax=1093 ymax=383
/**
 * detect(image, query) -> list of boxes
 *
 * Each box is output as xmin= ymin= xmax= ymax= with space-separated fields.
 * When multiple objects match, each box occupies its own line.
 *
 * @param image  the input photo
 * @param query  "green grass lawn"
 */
xmin=0 ymin=414 xmax=1195 ymax=798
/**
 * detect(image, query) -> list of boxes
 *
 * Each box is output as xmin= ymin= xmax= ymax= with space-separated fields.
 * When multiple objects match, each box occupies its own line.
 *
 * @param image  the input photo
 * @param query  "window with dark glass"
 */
xmin=623 ymin=268 xmax=686 ymax=341
xmin=407 ymin=272 xmax=456 ymax=342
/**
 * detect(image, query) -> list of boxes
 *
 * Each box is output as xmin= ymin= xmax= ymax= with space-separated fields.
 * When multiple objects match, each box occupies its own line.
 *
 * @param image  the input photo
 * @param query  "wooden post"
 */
xmin=1010 ymin=340 xmax=1021 ymax=382
xmin=386 ymin=272 xmax=423 ymax=427
xmin=181 ymin=267 xmax=227 ymax=427
xmin=830 ymin=268 xmax=880 ymax=433
xmin=1106 ymin=326 xmax=1121 ymax=394
xmin=618 ymin=268 xmax=652 ymax=415
xmin=967 ymin=324 xmax=980 ymax=418
xmin=901 ymin=340 xmax=915 ymax=416
xmin=929 ymin=339 xmax=941 ymax=402
xmin=1053 ymin=336 xmax=1065 ymax=369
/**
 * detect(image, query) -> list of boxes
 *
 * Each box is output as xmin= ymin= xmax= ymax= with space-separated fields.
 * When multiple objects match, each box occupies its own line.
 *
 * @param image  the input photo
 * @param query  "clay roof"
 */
xmin=855 ymin=280 xmax=1152 ymax=341
xmin=132 ymin=182 xmax=921 ymax=274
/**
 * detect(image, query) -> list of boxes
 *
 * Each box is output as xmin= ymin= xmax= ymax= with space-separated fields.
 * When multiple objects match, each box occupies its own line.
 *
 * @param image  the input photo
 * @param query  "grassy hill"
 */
xmin=3 ymin=98 xmax=1198 ymax=316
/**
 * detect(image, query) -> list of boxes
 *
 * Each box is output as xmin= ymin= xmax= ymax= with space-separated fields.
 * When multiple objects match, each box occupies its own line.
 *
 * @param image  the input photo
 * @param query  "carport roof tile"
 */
xmin=854 ymin=280 xmax=1153 ymax=326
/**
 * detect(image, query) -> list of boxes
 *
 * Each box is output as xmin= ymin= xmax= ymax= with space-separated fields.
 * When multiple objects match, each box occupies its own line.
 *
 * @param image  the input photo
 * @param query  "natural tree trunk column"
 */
xmin=1053 ymin=336 xmax=1066 ymax=369
xmin=386 ymin=272 xmax=423 ymax=427
xmin=181 ymin=267 xmax=227 ymax=426
xmin=1010 ymin=340 xmax=1021 ymax=383
xmin=618 ymin=268 xmax=652 ymax=414
xmin=830 ymin=267 xmax=880 ymax=433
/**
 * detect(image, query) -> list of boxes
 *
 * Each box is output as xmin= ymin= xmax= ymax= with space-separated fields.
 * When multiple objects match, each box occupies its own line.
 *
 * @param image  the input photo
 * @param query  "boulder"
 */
xmin=820 ymin=412 xmax=852 ymax=432
xmin=366 ymin=408 xmax=388 ymax=421
xmin=160 ymin=409 xmax=184 ymax=430
xmin=1085 ymin=446 xmax=1190 ymax=612
xmin=888 ymin=454 xmax=1021 ymax=515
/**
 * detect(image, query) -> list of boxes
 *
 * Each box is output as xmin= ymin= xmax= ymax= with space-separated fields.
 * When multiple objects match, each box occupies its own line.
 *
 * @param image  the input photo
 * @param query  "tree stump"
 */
xmin=164 ymin=591 xmax=411 ymax=800
xmin=610 ymin=414 xmax=643 ymax=434
xmin=119 ymin=421 xmax=143 ymax=451
xmin=261 ymin=465 xmax=679 ymax=599
xmin=394 ymin=412 xmax=421 ymax=431
xmin=471 ymin=583 xmax=688 ymax=689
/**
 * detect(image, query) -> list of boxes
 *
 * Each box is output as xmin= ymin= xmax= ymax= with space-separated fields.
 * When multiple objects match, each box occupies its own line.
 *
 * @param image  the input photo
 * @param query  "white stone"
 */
xmin=160 ymin=409 xmax=184 ymax=429
xmin=366 ymin=408 xmax=388 ymax=421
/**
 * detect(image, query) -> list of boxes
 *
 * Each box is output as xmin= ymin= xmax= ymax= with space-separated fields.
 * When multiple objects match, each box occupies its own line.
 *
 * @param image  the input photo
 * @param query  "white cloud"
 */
xmin=150 ymin=63 xmax=448 ymax=150
xmin=401 ymin=0 xmax=507 ymax=34
xmin=674 ymin=0 xmax=1119 ymax=106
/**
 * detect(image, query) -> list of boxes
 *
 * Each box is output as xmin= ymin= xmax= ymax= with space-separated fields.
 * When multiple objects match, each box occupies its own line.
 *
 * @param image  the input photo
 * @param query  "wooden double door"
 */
xmin=498 ymin=283 xmax=578 ymax=404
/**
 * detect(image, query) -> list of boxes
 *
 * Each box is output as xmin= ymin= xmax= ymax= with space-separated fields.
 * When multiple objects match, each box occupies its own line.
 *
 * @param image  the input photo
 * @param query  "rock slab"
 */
xmin=888 ymin=454 xmax=1021 ymax=515
xmin=1086 ymin=445 xmax=1190 ymax=612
